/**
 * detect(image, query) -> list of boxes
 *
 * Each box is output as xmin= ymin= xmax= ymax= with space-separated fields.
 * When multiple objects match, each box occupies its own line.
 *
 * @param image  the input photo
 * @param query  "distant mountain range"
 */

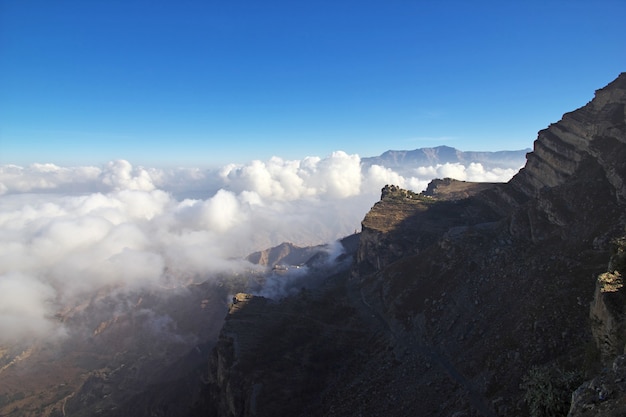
xmin=362 ymin=145 xmax=530 ymax=173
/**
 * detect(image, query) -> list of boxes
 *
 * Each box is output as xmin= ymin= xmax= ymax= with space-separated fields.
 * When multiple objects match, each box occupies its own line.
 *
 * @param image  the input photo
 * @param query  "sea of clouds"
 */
xmin=0 ymin=151 xmax=523 ymax=343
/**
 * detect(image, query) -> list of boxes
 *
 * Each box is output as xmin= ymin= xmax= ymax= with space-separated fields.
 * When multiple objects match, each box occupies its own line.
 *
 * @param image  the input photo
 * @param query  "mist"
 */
xmin=0 ymin=151 xmax=522 ymax=344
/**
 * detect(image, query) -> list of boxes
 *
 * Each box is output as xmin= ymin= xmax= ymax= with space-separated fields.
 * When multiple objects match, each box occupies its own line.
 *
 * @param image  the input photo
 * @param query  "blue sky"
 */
xmin=1 ymin=0 xmax=625 ymax=167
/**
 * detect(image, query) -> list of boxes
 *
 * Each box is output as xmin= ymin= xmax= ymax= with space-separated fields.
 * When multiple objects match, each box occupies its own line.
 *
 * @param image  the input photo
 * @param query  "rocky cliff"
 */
xmin=568 ymin=237 xmax=626 ymax=417
xmin=356 ymin=181 xmax=501 ymax=276
xmin=206 ymin=73 xmax=626 ymax=417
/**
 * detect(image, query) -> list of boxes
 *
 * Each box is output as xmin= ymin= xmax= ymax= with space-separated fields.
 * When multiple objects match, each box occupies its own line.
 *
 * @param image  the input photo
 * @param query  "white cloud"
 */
xmin=219 ymin=151 xmax=362 ymax=200
xmin=0 ymin=272 xmax=64 ymax=343
xmin=309 ymin=151 xmax=362 ymax=198
xmin=414 ymin=162 xmax=519 ymax=184
xmin=0 ymin=163 xmax=101 ymax=195
xmin=364 ymin=164 xmax=408 ymax=192
xmin=0 ymin=153 xmax=522 ymax=343
xmin=100 ymin=160 xmax=157 ymax=191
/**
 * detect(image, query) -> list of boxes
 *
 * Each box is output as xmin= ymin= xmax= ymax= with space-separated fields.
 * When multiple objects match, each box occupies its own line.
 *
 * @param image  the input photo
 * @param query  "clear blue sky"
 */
xmin=1 ymin=0 xmax=624 ymax=167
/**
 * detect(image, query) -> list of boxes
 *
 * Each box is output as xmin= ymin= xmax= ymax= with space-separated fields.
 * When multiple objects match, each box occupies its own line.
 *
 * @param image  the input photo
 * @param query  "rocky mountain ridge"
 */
xmin=206 ymin=73 xmax=626 ymax=416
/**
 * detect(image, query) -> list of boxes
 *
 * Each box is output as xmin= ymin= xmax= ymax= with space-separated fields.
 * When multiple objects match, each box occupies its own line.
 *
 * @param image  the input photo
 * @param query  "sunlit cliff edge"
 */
xmin=206 ymin=73 xmax=626 ymax=417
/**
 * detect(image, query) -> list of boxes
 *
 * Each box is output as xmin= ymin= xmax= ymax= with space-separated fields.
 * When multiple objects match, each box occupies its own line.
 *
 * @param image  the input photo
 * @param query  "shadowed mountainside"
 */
xmin=206 ymin=73 xmax=626 ymax=417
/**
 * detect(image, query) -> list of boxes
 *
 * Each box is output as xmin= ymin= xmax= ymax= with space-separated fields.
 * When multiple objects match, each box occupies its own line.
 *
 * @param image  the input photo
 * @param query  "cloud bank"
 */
xmin=0 ymin=151 xmax=522 ymax=343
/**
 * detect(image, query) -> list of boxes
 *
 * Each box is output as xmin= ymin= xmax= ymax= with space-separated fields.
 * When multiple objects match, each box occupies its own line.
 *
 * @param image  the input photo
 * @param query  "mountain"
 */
xmin=0 ymin=236 xmax=356 ymax=417
xmin=1 ymin=74 xmax=623 ymax=417
xmin=361 ymin=145 xmax=530 ymax=173
xmin=206 ymin=73 xmax=626 ymax=416
xmin=246 ymin=242 xmax=327 ymax=269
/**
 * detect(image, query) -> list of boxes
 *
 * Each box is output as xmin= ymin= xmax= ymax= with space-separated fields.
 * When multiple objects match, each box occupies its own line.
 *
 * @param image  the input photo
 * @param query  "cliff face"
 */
xmin=356 ymin=181 xmax=501 ymax=275
xmin=590 ymin=237 xmax=626 ymax=360
xmin=207 ymin=282 xmax=369 ymax=417
xmin=206 ymin=73 xmax=626 ymax=417
xmin=512 ymin=74 xmax=626 ymax=201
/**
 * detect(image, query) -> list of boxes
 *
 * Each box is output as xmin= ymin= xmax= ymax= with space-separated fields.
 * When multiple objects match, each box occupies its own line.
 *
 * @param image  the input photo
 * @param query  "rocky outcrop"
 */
xmin=356 ymin=181 xmax=500 ymax=275
xmin=569 ymin=236 xmax=626 ymax=416
xmin=568 ymin=355 xmax=626 ymax=417
xmin=590 ymin=237 xmax=626 ymax=360
xmin=206 ymin=73 xmax=626 ymax=417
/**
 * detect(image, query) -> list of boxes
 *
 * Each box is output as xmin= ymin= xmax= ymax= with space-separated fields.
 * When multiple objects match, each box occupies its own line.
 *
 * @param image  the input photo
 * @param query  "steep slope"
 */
xmin=348 ymin=72 xmax=626 ymax=416
xmin=206 ymin=73 xmax=626 ymax=417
